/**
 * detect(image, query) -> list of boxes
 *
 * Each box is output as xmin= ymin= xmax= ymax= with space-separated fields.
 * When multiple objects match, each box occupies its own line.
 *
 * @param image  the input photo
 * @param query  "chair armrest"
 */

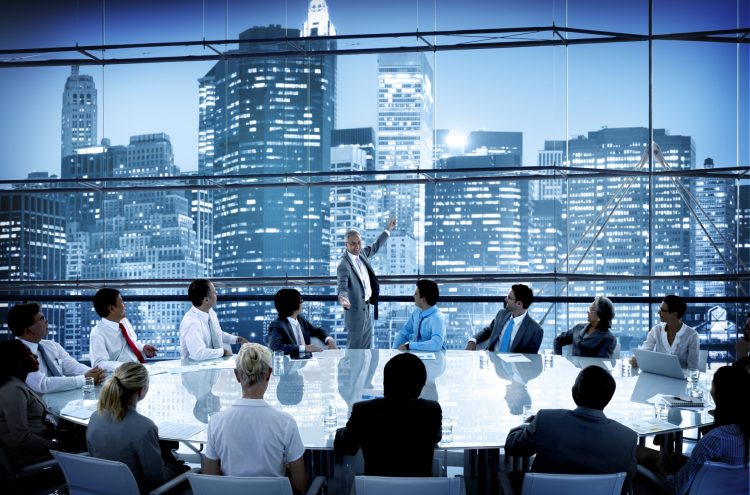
xmin=498 ymin=470 xmax=515 ymax=495
xmin=16 ymin=458 xmax=59 ymax=475
xmin=150 ymin=467 xmax=200 ymax=495
xmin=305 ymin=475 xmax=327 ymax=495
xmin=635 ymin=465 xmax=670 ymax=495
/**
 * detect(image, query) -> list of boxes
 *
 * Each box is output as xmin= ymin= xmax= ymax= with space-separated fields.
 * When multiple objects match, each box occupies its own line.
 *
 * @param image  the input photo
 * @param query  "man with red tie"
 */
xmin=90 ymin=288 xmax=158 ymax=371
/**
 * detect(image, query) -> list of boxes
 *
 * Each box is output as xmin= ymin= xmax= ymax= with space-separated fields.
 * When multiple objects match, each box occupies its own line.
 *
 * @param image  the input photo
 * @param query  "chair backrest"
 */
xmin=354 ymin=475 xmax=461 ymax=495
xmin=187 ymin=473 xmax=293 ymax=495
xmin=521 ymin=472 xmax=626 ymax=495
xmin=688 ymin=461 xmax=750 ymax=495
xmin=50 ymin=451 xmax=140 ymax=495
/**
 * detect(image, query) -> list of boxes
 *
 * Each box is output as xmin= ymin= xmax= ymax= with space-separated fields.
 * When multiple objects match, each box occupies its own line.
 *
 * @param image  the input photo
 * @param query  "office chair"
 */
xmin=51 ymin=450 xmax=197 ymax=495
xmin=520 ymin=472 xmax=626 ymax=495
xmin=187 ymin=472 xmax=327 ymax=495
xmin=0 ymin=446 xmax=61 ymax=495
xmin=354 ymin=475 xmax=462 ymax=495
xmin=688 ymin=461 xmax=749 ymax=495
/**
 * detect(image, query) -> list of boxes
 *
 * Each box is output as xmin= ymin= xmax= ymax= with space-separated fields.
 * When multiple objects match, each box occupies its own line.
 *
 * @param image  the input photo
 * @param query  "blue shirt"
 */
xmin=666 ymin=424 xmax=747 ymax=495
xmin=392 ymin=306 xmax=445 ymax=352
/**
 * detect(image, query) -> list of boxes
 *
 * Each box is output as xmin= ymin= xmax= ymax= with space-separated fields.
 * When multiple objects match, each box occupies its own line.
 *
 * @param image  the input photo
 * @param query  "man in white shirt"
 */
xmin=180 ymin=279 xmax=248 ymax=361
xmin=7 ymin=302 xmax=105 ymax=394
xmin=90 ymin=288 xmax=158 ymax=371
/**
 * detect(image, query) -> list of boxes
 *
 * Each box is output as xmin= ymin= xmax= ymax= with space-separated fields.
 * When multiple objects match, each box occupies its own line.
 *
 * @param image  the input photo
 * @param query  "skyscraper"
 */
xmin=61 ymin=65 xmax=97 ymax=159
xmin=563 ymin=127 xmax=694 ymax=349
xmin=0 ymin=173 xmax=66 ymax=343
xmin=377 ymin=52 xmax=434 ymax=276
xmin=198 ymin=2 xmax=336 ymax=341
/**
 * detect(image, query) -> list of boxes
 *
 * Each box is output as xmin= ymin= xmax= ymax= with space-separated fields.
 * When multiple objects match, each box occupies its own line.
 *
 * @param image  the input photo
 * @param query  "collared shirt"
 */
xmin=392 ymin=306 xmax=446 ymax=352
xmin=205 ymin=398 xmax=304 ymax=477
xmin=666 ymin=424 xmax=746 ymax=495
xmin=180 ymin=306 xmax=237 ymax=361
xmin=19 ymin=338 xmax=89 ymax=394
xmin=346 ymin=251 xmax=372 ymax=301
xmin=90 ymin=317 xmax=146 ymax=372
xmin=286 ymin=316 xmax=333 ymax=354
xmin=640 ymin=322 xmax=699 ymax=370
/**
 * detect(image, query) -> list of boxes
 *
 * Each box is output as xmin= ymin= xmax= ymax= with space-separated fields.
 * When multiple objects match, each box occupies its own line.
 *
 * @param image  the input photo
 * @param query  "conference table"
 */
xmin=43 ymin=349 xmax=716 ymax=493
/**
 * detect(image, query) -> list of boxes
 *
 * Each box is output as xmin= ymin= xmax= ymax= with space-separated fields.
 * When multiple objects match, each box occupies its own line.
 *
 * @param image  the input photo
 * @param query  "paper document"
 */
xmin=622 ymin=417 xmax=676 ymax=435
xmin=61 ymin=402 xmax=96 ymax=420
xmin=157 ymin=422 xmax=205 ymax=440
xmin=498 ymin=354 xmax=531 ymax=363
xmin=412 ymin=352 xmax=437 ymax=360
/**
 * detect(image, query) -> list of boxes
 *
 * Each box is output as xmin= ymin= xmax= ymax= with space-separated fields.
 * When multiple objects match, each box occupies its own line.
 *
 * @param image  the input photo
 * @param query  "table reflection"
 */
xmin=43 ymin=350 xmax=714 ymax=449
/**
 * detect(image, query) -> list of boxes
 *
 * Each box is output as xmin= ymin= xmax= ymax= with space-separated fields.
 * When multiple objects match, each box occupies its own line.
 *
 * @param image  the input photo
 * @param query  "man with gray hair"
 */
xmin=336 ymin=218 xmax=396 ymax=349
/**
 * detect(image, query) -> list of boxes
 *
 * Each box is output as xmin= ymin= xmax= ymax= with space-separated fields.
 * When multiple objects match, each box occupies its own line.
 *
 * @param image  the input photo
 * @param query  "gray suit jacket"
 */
xmin=472 ymin=309 xmax=544 ymax=354
xmin=505 ymin=406 xmax=637 ymax=495
xmin=336 ymin=230 xmax=389 ymax=349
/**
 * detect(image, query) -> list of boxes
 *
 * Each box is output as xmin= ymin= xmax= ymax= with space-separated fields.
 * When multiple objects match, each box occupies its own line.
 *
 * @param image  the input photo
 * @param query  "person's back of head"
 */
xmin=383 ymin=353 xmax=426 ymax=400
xmin=98 ymin=362 xmax=148 ymax=421
xmin=93 ymin=288 xmax=120 ymax=318
xmin=5 ymin=303 xmax=40 ymax=337
xmin=571 ymin=365 xmax=616 ymax=411
xmin=416 ymin=279 xmax=439 ymax=306
xmin=511 ymin=284 xmax=533 ymax=309
xmin=712 ymin=365 xmax=750 ymax=463
xmin=274 ymin=288 xmax=301 ymax=318
xmin=663 ymin=294 xmax=687 ymax=319
xmin=235 ymin=343 xmax=272 ymax=388
xmin=188 ymin=279 xmax=212 ymax=307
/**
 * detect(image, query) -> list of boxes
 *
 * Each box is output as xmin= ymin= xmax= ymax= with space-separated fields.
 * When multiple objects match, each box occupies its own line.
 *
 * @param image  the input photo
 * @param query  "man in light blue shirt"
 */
xmin=393 ymin=279 xmax=445 ymax=352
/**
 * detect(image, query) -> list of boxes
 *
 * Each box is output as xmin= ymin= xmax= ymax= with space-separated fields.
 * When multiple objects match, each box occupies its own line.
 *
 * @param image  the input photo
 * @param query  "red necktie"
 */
xmin=119 ymin=322 xmax=145 ymax=363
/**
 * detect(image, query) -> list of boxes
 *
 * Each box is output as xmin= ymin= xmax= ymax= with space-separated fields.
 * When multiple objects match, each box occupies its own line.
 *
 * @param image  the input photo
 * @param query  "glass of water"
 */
xmin=272 ymin=351 xmax=285 ymax=376
xmin=441 ymin=417 xmax=454 ymax=443
xmin=83 ymin=376 xmax=95 ymax=399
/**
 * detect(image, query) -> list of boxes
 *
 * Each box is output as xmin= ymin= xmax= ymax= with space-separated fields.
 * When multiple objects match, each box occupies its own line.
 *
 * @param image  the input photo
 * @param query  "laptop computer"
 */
xmin=633 ymin=348 xmax=686 ymax=380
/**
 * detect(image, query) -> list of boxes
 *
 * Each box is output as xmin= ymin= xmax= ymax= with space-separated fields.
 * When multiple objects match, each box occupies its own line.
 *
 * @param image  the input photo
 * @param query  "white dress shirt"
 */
xmin=89 ymin=317 xmax=147 ymax=372
xmin=346 ymin=251 xmax=372 ymax=302
xmin=180 ymin=306 xmax=238 ymax=361
xmin=641 ymin=322 xmax=700 ymax=369
xmin=20 ymin=338 xmax=89 ymax=394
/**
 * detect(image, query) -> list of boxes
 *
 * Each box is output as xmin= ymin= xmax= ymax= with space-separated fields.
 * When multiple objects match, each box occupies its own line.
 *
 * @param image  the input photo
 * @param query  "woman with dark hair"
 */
xmin=665 ymin=365 xmax=750 ymax=494
xmin=86 ymin=362 xmax=187 ymax=494
xmin=267 ymin=288 xmax=336 ymax=356
xmin=0 ymin=339 xmax=59 ymax=468
xmin=553 ymin=296 xmax=618 ymax=358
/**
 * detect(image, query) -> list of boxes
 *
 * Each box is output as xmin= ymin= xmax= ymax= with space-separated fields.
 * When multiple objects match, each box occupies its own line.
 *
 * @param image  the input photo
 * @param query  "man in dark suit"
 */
xmin=268 ymin=289 xmax=336 ymax=357
xmin=334 ymin=353 xmax=442 ymax=477
xmin=336 ymin=218 xmax=396 ymax=349
xmin=465 ymin=284 xmax=543 ymax=354
xmin=505 ymin=365 xmax=638 ymax=495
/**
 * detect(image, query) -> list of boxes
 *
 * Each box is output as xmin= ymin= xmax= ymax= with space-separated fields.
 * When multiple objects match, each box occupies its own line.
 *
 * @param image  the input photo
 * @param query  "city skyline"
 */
xmin=1 ymin=0 xmax=748 ymax=181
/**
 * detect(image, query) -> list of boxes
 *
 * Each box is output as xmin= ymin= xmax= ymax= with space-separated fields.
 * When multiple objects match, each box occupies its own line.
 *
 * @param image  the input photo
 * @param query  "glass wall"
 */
xmin=0 ymin=0 xmax=747 ymax=362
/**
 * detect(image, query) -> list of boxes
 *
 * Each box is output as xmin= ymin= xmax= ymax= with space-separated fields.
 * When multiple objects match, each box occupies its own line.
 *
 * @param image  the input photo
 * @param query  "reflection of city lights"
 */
xmin=446 ymin=133 xmax=466 ymax=148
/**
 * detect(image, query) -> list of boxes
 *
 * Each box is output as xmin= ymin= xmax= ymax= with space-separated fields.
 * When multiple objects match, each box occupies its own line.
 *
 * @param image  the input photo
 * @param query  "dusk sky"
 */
xmin=0 ymin=0 xmax=747 ymax=180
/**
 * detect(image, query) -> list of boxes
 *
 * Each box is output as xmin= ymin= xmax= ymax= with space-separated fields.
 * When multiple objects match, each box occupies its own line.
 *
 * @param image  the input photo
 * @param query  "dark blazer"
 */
xmin=0 ymin=377 xmax=53 ymax=470
xmin=334 ymin=397 xmax=442 ymax=477
xmin=473 ymin=309 xmax=544 ymax=354
xmin=267 ymin=315 xmax=330 ymax=357
xmin=505 ymin=407 xmax=637 ymax=495
xmin=553 ymin=323 xmax=617 ymax=358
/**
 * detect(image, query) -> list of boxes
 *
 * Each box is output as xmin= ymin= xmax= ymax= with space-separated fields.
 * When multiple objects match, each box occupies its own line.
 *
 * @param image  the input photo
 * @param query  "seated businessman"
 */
xmin=334 ymin=352 xmax=442 ymax=477
xmin=505 ymin=365 xmax=637 ymax=495
xmin=8 ymin=302 xmax=105 ymax=394
xmin=90 ymin=288 xmax=158 ymax=371
xmin=267 ymin=288 xmax=336 ymax=356
xmin=392 ymin=279 xmax=445 ymax=352
xmin=465 ymin=284 xmax=543 ymax=354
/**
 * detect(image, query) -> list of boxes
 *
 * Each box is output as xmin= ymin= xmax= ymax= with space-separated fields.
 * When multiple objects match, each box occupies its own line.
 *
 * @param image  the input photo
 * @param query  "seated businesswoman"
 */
xmin=0 ymin=339 xmax=61 ymax=469
xmin=203 ymin=343 xmax=309 ymax=494
xmin=268 ymin=288 xmax=336 ymax=356
xmin=639 ymin=365 xmax=750 ymax=495
xmin=631 ymin=295 xmax=699 ymax=370
xmin=86 ymin=362 xmax=187 ymax=494
xmin=554 ymin=296 xmax=618 ymax=358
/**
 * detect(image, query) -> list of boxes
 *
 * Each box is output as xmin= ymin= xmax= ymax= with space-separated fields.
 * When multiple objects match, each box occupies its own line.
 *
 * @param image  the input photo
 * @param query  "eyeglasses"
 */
xmin=658 ymin=307 xmax=669 ymax=313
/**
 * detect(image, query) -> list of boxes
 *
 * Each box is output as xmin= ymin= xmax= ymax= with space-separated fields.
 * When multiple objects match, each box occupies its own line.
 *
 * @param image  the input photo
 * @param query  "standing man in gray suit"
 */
xmin=465 ymin=284 xmax=543 ymax=354
xmin=337 ymin=218 xmax=396 ymax=349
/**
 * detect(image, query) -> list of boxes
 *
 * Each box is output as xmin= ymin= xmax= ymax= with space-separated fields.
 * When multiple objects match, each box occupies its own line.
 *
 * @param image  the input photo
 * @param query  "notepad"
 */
xmin=412 ymin=352 xmax=436 ymax=360
xmin=498 ymin=353 xmax=531 ymax=363
xmin=157 ymin=422 xmax=205 ymax=440
xmin=661 ymin=396 xmax=704 ymax=408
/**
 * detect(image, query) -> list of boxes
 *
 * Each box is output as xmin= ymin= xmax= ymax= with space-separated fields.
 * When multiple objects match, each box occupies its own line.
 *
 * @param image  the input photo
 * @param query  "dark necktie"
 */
xmin=38 ymin=344 xmax=61 ymax=376
xmin=416 ymin=315 xmax=426 ymax=342
xmin=119 ymin=322 xmax=145 ymax=363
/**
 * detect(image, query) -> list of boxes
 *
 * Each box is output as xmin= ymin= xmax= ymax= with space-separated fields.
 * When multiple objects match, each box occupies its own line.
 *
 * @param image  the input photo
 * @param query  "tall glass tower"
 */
xmin=198 ymin=2 xmax=336 ymax=342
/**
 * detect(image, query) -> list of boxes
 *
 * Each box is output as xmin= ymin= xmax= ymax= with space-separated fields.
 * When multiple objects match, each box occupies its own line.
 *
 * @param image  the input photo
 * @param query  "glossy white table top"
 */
xmin=43 ymin=350 xmax=715 ymax=449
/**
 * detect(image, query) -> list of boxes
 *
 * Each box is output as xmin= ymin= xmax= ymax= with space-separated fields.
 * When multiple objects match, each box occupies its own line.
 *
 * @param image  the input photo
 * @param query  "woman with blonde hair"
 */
xmin=86 ymin=362 xmax=186 ymax=493
xmin=203 ymin=343 xmax=308 ymax=493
